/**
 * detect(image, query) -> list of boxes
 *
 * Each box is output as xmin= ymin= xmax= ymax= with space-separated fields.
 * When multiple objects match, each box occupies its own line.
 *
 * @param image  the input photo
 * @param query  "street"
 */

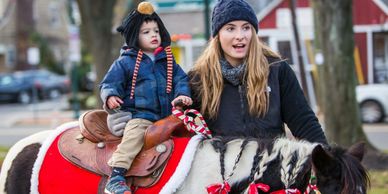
xmin=363 ymin=123 xmax=388 ymax=150
xmin=0 ymin=97 xmax=388 ymax=150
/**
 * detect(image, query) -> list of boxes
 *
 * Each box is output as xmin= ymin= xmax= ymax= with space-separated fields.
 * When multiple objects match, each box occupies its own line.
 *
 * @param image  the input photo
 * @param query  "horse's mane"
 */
xmin=274 ymin=138 xmax=314 ymax=188
xmin=209 ymin=137 xmax=314 ymax=194
xmin=329 ymin=146 xmax=370 ymax=194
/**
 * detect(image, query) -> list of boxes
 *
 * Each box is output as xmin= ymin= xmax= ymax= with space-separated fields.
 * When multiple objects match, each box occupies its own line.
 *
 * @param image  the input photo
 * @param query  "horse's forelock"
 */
xmin=339 ymin=152 xmax=370 ymax=194
xmin=318 ymin=145 xmax=370 ymax=194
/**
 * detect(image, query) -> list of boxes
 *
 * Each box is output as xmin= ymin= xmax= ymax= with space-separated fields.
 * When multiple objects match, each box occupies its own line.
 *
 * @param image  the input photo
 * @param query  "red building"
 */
xmin=257 ymin=0 xmax=388 ymax=84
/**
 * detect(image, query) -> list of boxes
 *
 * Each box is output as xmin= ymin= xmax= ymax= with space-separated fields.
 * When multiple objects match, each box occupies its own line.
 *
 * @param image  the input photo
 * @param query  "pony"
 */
xmin=0 ymin=121 xmax=369 ymax=194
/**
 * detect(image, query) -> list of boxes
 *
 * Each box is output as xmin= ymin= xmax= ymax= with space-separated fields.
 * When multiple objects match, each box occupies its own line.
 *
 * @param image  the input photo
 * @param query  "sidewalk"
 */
xmin=12 ymin=110 xmax=78 ymax=128
xmin=0 ymin=105 xmax=87 ymax=147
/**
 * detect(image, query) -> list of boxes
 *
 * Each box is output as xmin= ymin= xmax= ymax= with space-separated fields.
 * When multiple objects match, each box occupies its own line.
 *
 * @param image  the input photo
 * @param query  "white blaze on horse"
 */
xmin=0 ymin=111 xmax=369 ymax=194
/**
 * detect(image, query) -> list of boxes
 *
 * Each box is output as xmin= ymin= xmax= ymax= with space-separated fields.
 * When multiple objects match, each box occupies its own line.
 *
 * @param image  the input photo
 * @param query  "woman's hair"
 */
xmin=191 ymin=27 xmax=280 ymax=118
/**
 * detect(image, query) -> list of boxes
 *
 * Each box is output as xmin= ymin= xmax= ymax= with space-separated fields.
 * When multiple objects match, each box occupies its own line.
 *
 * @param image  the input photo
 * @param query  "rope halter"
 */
xmin=172 ymin=107 xmax=212 ymax=138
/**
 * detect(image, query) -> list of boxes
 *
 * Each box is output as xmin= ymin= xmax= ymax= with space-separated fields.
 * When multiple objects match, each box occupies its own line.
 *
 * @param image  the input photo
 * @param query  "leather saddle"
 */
xmin=58 ymin=110 xmax=192 ymax=188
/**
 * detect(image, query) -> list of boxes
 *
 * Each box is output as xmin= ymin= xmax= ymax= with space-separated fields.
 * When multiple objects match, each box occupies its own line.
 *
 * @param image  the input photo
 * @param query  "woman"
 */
xmin=189 ymin=0 xmax=327 ymax=144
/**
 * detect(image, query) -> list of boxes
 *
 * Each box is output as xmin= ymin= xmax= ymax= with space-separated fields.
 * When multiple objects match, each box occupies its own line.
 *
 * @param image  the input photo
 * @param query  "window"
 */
xmin=277 ymin=41 xmax=293 ymax=64
xmin=373 ymin=32 xmax=388 ymax=83
xmin=49 ymin=2 xmax=61 ymax=28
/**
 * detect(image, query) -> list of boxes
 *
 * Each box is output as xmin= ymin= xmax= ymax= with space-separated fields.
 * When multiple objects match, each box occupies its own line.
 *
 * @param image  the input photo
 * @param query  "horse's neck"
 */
xmin=177 ymin=139 xmax=260 ymax=193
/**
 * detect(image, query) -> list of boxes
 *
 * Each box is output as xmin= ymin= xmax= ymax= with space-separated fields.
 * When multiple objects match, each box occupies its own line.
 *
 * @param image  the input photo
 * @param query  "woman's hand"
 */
xmin=107 ymin=96 xmax=123 ymax=109
xmin=171 ymin=95 xmax=193 ymax=107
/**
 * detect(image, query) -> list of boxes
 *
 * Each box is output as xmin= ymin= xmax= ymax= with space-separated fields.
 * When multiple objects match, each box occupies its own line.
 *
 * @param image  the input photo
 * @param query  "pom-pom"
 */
xmin=137 ymin=2 xmax=154 ymax=15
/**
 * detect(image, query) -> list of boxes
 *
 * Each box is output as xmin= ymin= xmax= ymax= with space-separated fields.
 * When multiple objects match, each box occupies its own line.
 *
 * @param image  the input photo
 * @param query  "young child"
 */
xmin=100 ymin=2 xmax=192 ymax=194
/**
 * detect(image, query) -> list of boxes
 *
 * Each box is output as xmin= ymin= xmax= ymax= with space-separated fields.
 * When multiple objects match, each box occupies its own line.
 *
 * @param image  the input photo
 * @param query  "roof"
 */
xmin=381 ymin=0 xmax=388 ymax=6
xmin=257 ymin=0 xmax=283 ymax=21
xmin=373 ymin=0 xmax=388 ymax=15
xmin=258 ymin=0 xmax=388 ymax=20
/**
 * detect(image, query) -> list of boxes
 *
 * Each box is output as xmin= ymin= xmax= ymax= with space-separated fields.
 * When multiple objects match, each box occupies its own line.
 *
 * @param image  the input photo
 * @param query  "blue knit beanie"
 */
xmin=211 ymin=0 xmax=258 ymax=37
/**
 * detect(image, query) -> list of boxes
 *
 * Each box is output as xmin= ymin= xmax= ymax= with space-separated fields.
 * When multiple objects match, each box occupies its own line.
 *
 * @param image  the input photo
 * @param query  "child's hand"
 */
xmin=171 ymin=95 xmax=192 ymax=107
xmin=107 ymin=96 xmax=123 ymax=110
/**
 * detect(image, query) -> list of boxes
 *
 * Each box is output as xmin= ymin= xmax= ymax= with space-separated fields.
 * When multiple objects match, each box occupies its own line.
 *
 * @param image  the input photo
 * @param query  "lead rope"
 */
xmin=172 ymin=107 xmax=212 ymax=138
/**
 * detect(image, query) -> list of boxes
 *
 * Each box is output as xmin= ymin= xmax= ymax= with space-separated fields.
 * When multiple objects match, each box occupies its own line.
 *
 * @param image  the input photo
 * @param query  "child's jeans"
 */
xmin=108 ymin=118 xmax=153 ymax=169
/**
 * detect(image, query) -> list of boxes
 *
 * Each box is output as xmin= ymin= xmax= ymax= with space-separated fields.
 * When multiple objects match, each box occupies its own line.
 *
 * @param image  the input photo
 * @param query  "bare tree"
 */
xmin=75 ymin=0 xmax=144 ymax=108
xmin=311 ymin=0 xmax=368 ymax=146
xmin=75 ymin=0 xmax=117 ymax=107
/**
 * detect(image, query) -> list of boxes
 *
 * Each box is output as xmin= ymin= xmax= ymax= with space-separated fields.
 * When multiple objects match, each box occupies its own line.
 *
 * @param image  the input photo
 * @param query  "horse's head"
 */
xmin=312 ymin=142 xmax=370 ymax=194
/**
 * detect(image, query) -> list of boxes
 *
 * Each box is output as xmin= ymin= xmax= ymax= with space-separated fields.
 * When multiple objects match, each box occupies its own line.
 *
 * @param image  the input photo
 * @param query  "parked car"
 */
xmin=0 ymin=73 xmax=35 ymax=104
xmin=19 ymin=70 xmax=70 ymax=99
xmin=356 ymin=84 xmax=388 ymax=123
xmin=0 ymin=70 xmax=70 ymax=104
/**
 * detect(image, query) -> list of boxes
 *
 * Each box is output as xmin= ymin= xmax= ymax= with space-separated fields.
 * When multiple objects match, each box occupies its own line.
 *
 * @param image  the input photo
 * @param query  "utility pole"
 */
xmin=204 ymin=0 xmax=210 ymax=40
xmin=68 ymin=0 xmax=81 ymax=118
xmin=289 ymin=0 xmax=309 ymax=103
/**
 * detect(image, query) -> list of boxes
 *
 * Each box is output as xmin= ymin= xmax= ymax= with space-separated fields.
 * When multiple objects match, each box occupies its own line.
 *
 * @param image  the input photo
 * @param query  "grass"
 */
xmin=0 ymin=146 xmax=8 ymax=161
xmin=0 ymin=146 xmax=9 ymax=169
xmin=370 ymin=149 xmax=388 ymax=194
xmin=369 ymin=170 xmax=388 ymax=194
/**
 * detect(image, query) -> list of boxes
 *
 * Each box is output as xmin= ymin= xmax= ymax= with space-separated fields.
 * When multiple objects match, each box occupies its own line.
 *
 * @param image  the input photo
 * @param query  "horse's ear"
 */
xmin=347 ymin=142 xmax=366 ymax=161
xmin=311 ymin=144 xmax=336 ymax=172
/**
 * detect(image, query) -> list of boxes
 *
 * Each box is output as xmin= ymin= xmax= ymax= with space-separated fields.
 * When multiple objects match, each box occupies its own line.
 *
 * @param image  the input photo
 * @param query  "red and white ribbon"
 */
xmin=248 ymin=182 xmax=270 ymax=194
xmin=172 ymin=107 xmax=212 ymax=138
xmin=206 ymin=181 xmax=231 ymax=194
xmin=271 ymin=188 xmax=301 ymax=194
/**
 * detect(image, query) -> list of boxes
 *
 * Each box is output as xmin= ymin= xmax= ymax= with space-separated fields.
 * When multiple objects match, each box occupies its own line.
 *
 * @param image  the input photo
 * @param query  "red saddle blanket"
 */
xmin=37 ymin=127 xmax=190 ymax=194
